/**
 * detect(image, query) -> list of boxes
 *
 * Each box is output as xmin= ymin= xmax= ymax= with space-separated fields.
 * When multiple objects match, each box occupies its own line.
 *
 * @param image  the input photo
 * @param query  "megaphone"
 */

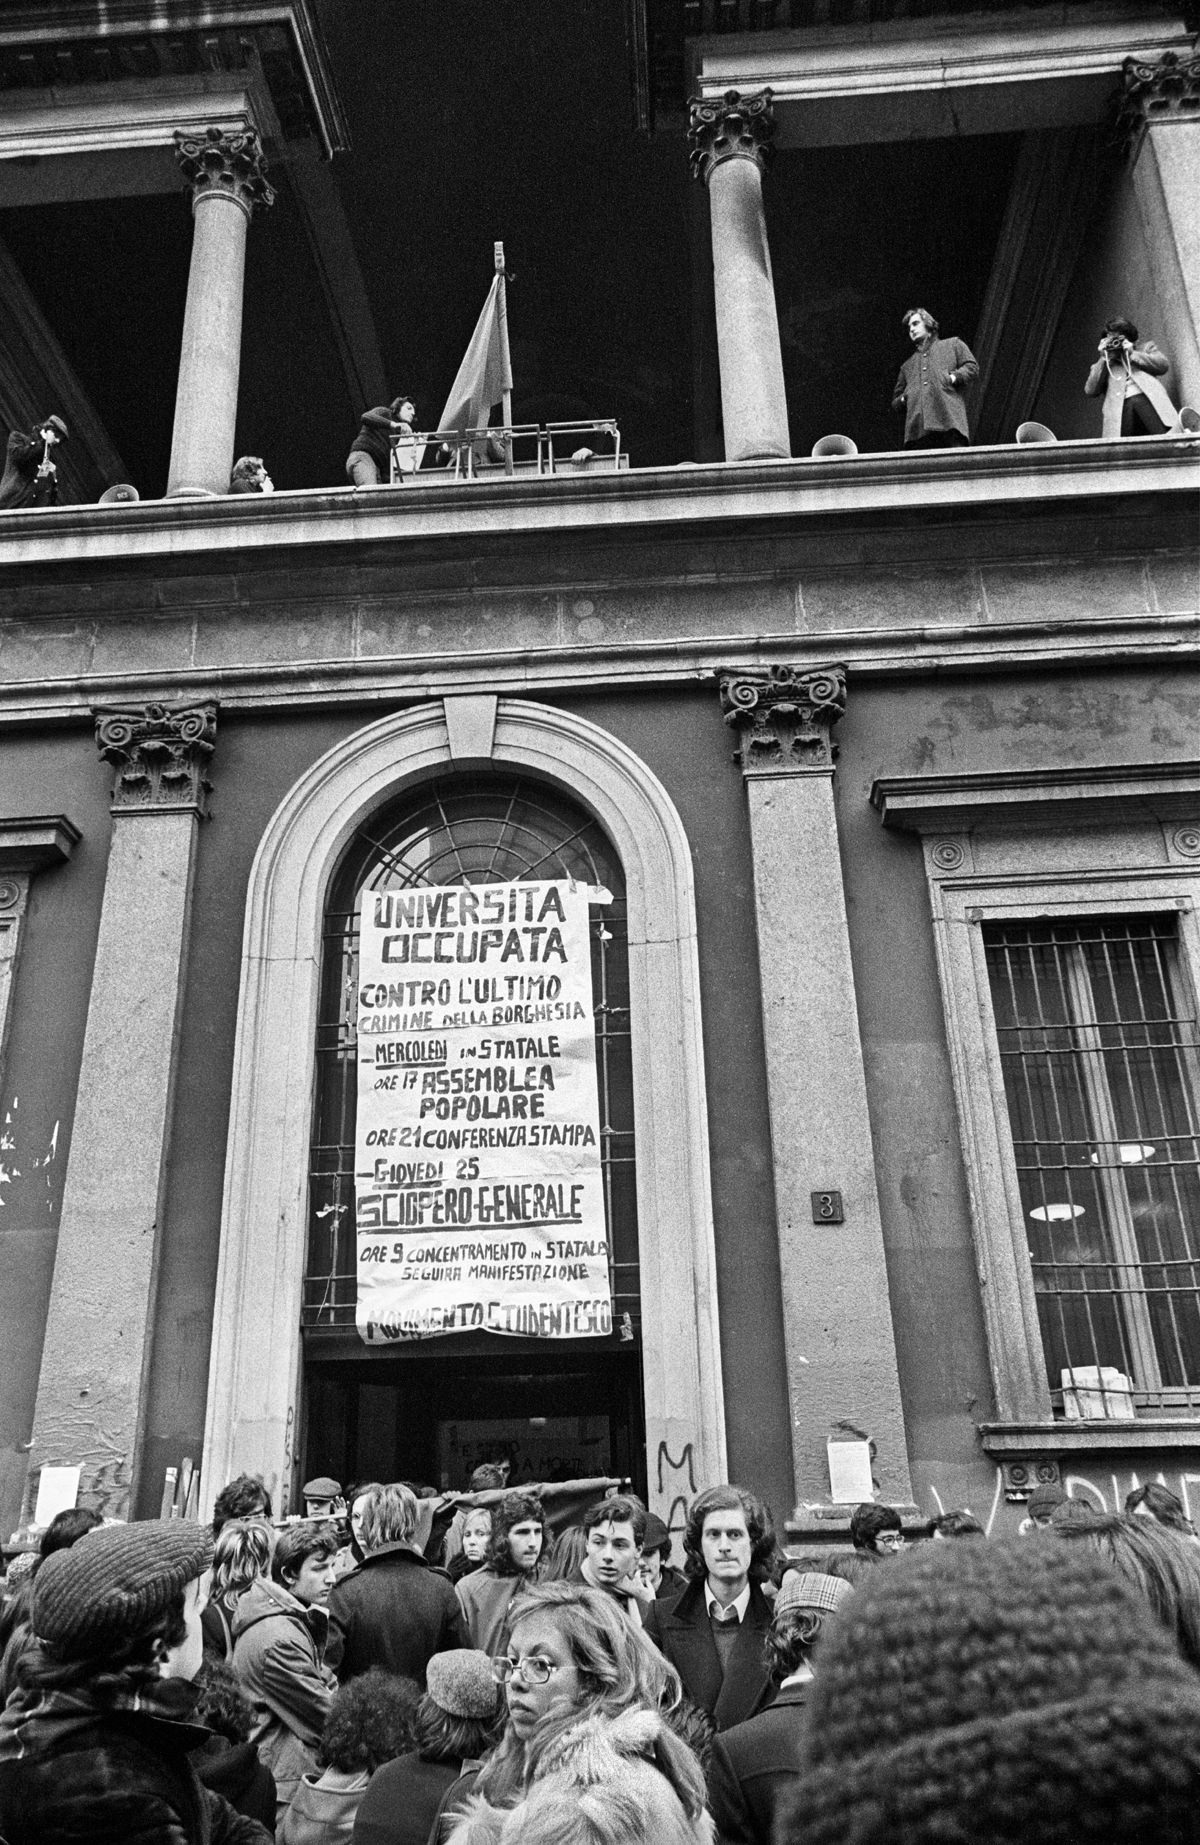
xmin=811 ymin=434 xmax=858 ymax=459
xmin=1178 ymin=405 xmax=1200 ymax=434
xmin=1015 ymin=422 xmax=1057 ymax=444
xmin=99 ymin=482 xmax=140 ymax=503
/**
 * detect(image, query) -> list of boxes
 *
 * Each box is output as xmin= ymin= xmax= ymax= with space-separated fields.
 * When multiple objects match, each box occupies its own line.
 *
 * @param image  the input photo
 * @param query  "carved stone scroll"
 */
xmin=96 ymin=704 xmax=217 ymax=815
xmin=688 ymin=88 xmax=775 ymax=184
xmin=174 ymin=125 xmax=275 ymax=217
xmin=719 ymin=664 xmax=847 ymax=776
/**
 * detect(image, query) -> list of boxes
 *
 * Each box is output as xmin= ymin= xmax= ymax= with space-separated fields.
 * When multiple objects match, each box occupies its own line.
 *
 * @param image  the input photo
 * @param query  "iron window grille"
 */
xmin=304 ymin=775 xmax=639 ymax=1338
xmin=984 ymin=916 xmax=1200 ymax=1414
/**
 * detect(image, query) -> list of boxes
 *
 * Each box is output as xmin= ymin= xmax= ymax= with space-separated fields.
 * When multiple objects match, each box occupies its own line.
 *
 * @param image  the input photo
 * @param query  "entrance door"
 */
xmin=304 ymin=1345 xmax=645 ymax=1495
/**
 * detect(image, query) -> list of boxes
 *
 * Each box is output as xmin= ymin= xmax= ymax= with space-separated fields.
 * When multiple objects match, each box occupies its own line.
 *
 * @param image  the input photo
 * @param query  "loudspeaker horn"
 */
xmin=1178 ymin=405 xmax=1200 ymax=434
xmin=811 ymin=433 xmax=858 ymax=459
xmin=99 ymin=482 xmax=140 ymax=503
xmin=1015 ymin=422 xmax=1057 ymax=445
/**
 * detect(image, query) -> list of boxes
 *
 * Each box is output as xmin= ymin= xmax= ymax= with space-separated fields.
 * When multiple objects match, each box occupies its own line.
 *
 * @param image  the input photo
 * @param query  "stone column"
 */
xmin=28 ymin=705 xmax=215 ymax=1517
xmin=719 ymin=665 xmax=912 ymax=1513
xmin=167 ymin=128 xmax=273 ymax=498
xmin=690 ymin=90 xmax=790 ymax=462
xmin=1119 ymin=52 xmax=1200 ymax=413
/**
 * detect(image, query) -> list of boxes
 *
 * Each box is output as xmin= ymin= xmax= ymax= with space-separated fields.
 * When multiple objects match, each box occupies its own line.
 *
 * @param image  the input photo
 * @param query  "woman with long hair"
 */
xmin=1051 ymin=1510 xmax=1200 ymax=1671
xmin=203 ymin=1517 xmax=274 ymax=1663
xmin=447 ymin=1580 xmax=713 ymax=1845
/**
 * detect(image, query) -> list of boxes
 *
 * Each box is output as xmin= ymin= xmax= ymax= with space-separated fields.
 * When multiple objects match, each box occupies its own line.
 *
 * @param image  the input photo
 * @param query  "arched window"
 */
xmin=301 ymin=772 xmax=643 ymax=1487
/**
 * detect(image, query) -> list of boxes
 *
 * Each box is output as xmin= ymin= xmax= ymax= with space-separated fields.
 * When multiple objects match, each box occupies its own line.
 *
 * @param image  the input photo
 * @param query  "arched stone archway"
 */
xmin=201 ymin=696 xmax=726 ymax=1518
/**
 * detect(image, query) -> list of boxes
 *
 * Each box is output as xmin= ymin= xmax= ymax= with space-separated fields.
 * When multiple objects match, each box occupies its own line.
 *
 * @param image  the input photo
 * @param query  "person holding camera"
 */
xmin=0 ymin=413 xmax=68 ymax=509
xmin=1084 ymin=317 xmax=1182 ymax=438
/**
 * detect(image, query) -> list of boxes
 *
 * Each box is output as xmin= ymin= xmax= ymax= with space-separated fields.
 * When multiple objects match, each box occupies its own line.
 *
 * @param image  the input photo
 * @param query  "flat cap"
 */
xmin=303 ymin=1477 xmax=342 ymax=1499
xmin=776 ymin=1569 xmax=853 ymax=1618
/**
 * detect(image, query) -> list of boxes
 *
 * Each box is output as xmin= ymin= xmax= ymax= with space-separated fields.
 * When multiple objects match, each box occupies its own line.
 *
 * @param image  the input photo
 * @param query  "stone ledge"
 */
xmin=0 ymin=437 xmax=1194 ymax=568
xmin=0 ymin=814 xmax=80 ymax=870
xmin=980 ymin=1420 xmax=1200 ymax=1454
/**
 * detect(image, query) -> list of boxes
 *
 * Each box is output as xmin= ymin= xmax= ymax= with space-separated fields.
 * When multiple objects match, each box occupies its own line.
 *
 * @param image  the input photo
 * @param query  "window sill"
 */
xmin=981 ymin=1420 xmax=1200 ymax=1454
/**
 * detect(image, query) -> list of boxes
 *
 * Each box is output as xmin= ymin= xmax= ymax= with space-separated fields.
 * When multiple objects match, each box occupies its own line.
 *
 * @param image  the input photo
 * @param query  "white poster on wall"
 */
xmin=354 ymin=878 xmax=611 ymax=1343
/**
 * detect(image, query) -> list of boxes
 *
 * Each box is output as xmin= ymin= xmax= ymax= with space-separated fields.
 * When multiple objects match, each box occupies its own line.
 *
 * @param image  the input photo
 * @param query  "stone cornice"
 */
xmin=95 ymin=703 xmax=216 ymax=815
xmin=871 ymin=763 xmax=1200 ymax=833
xmin=0 ymin=438 xmax=1192 ymax=568
xmin=0 ymin=816 xmax=80 ymax=871
xmin=0 ymin=2 xmax=347 ymax=157
xmin=719 ymin=664 xmax=846 ymax=777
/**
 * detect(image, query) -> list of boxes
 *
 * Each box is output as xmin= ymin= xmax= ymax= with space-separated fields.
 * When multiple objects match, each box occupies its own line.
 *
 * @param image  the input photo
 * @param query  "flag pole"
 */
xmin=495 ymin=241 xmax=513 ymax=476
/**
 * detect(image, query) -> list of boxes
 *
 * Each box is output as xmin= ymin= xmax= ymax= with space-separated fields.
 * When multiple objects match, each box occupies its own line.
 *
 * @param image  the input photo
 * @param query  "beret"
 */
xmin=426 ymin=1647 xmax=502 ymax=1719
xmin=33 ymin=1519 xmax=212 ymax=1656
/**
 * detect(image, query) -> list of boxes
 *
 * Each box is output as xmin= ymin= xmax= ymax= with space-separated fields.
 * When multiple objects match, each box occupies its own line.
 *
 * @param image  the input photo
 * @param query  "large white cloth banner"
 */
xmin=355 ymin=878 xmax=611 ymax=1342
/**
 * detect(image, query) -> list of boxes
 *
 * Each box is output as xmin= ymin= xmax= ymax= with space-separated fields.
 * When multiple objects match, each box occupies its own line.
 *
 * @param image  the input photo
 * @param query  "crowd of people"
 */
xmin=3 ymin=1471 xmax=1200 ymax=1843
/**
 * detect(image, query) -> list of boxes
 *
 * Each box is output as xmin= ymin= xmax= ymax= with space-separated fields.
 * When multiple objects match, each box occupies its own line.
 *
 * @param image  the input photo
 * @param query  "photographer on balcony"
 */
xmin=1084 ymin=318 xmax=1182 ymax=438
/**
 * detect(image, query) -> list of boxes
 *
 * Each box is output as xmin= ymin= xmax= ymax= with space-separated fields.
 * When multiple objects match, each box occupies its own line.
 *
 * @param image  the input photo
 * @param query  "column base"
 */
xmin=166 ymin=487 xmax=221 ymax=500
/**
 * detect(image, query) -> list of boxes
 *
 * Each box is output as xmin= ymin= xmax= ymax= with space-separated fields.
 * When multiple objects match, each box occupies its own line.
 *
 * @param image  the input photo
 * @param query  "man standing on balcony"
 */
xmin=891 ymin=310 xmax=978 ymax=449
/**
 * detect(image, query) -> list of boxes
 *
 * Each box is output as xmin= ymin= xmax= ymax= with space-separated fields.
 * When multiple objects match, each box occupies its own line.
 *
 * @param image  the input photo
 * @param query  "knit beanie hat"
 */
xmin=33 ymin=1518 xmax=213 ymax=1657
xmin=779 ymin=1535 xmax=1200 ymax=1845
xmin=1025 ymin=1481 xmax=1066 ymax=1518
xmin=427 ymin=1647 xmax=501 ymax=1719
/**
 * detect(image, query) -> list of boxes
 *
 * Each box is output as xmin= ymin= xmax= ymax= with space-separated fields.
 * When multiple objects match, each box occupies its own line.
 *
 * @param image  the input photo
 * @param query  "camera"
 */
xmin=1102 ymin=334 xmax=1130 ymax=353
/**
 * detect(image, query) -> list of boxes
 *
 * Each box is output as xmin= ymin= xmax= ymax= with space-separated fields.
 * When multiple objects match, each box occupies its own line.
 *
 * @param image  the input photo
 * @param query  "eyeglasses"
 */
xmin=492 ymin=1655 xmax=559 ymax=1686
xmin=875 ymin=1532 xmax=906 ymax=1551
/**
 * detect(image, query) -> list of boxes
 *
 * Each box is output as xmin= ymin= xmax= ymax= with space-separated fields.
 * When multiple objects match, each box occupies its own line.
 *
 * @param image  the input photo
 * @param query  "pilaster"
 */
xmin=719 ymin=664 xmax=912 ymax=1516
xmin=0 ymin=817 xmax=79 ymax=1081
xmin=27 ymin=705 xmax=214 ymax=1519
xmin=1118 ymin=50 xmax=1200 ymax=414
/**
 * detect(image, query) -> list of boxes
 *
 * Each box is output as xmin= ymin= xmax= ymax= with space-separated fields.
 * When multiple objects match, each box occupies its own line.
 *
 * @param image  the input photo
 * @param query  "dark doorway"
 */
xmin=303 ymin=1343 xmax=645 ymax=1495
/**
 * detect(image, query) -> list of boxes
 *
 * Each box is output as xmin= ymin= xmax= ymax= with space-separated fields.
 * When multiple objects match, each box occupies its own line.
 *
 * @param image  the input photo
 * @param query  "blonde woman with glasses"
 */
xmin=446 ymin=1580 xmax=713 ymax=1845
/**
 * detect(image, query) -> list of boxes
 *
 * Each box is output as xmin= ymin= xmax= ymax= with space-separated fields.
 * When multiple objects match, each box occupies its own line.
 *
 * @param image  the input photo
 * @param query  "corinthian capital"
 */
xmin=719 ymin=665 xmax=846 ymax=777
xmin=688 ymin=89 xmax=775 ymax=183
xmin=174 ymin=126 xmax=275 ymax=216
xmin=96 ymin=704 xmax=217 ymax=815
xmin=1117 ymin=50 xmax=1200 ymax=155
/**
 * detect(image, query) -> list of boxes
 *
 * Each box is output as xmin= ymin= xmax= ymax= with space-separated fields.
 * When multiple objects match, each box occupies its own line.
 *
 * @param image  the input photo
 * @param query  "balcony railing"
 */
xmin=390 ymin=421 xmax=624 ymax=485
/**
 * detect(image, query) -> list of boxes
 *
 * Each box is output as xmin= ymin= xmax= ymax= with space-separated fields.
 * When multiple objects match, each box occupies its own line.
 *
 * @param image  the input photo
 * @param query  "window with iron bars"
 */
xmin=304 ymin=775 xmax=639 ymax=1339
xmin=984 ymin=916 xmax=1200 ymax=1414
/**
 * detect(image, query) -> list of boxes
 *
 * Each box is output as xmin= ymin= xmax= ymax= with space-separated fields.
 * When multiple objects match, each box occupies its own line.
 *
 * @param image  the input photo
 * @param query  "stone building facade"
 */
xmin=0 ymin=0 xmax=1197 ymax=1547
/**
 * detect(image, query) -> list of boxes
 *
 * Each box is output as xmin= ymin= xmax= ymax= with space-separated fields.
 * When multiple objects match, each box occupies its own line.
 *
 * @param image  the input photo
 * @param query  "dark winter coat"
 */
xmin=718 ymin=1680 xmax=811 ymax=1843
xmin=193 ymin=1734 xmax=278 ymax=1833
xmin=890 ymin=336 xmax=978 ymax=443
xmin=642 ymin=1581 xmax=775 ymax=1732
xmin=0 ymin=1666 xmax=270 ymax=1844
xmin=0 ymin=428 xmax=60 ymax=509
xmin=326 ymin=1544 xmax=465 ymax=1684
xmin=350 ymin=1753 xmax=465 ymax=1845
xmin=232 ymin=1576 xmax=335 ymax=1816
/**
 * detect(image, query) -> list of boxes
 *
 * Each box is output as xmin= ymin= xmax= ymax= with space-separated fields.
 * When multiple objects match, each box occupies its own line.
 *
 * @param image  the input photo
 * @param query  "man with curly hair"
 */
xmin=455 ymin=1491 xmax=546 ymax=1655
xmin=643 ymin=1485 xmax=777 ymax=1731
